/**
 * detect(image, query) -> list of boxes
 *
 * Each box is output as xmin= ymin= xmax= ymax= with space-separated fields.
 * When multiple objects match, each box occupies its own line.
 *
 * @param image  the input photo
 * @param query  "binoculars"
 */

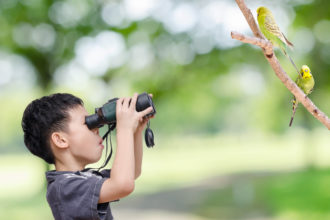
xmin=85 ymin=92 xmax=156 ymax=147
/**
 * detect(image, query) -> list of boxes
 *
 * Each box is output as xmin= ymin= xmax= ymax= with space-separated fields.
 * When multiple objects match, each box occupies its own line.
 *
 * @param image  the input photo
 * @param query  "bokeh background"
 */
xmin=1 ymin=0 xmax=330 ymax=219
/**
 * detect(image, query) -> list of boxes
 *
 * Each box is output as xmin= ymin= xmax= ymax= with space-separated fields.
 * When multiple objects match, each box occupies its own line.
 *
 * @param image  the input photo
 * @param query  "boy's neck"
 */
xmin=55 ymin=160 xmax=85 ymax=172
xmin=52 ymin=148 xmax=87 ymax=172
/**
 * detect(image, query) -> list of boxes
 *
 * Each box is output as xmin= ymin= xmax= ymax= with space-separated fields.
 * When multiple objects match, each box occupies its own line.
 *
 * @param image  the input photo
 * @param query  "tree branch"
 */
xmin=231 ymin=31 xmax=273 ymax=56
xmin=235 ymin=0 xmax=264 ymax=39
xmin=232 ymin=0 xmax=330 ymax=130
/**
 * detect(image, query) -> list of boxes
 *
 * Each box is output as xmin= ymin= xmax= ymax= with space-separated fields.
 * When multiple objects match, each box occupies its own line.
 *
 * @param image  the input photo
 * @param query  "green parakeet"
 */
xmin=289 ymin=65 xmax=315 ymax=127
xmin=257 ymin=6 xmax=299 ymax=74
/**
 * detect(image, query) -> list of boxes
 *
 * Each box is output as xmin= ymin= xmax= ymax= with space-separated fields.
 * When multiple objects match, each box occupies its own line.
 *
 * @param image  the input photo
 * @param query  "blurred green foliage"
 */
xmin=1 ymin=0 xmax=330 ymax=149
xmin=1 ymin=1 xmax=330 ymax=149
xmin=1 ymin=133 xmax=330 ymax=220
xmin=196 ymin=169 xmax=330 ymax=220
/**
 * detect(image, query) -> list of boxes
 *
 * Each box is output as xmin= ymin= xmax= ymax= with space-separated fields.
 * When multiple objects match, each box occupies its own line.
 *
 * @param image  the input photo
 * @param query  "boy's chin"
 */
xmin=84 ymin=154 xmax=103 ymax=167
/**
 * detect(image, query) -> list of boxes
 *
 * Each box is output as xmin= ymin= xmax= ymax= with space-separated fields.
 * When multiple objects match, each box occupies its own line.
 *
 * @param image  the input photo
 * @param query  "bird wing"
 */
xmin=297 ymin=77 xmax=314 ymax=95
xmin=282 ymin=32 xmax=294 ymax=48
xmin=264 ymin=14 xmax=287 ymax=44
xmin=305 ymin=77 xmax=315 ymax=95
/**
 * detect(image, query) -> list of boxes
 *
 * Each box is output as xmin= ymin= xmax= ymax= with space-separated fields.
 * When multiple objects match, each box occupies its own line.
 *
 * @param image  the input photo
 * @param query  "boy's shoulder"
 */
xmin=45 ymin=169 xmax=113 ymax=220
xmin=46 ymin=169 xmax=111 ymax=184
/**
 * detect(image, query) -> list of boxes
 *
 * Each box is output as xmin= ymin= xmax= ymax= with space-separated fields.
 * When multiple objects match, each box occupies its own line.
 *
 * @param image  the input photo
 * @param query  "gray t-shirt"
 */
xmin=46 ymin=169 xmax=114 ymax=220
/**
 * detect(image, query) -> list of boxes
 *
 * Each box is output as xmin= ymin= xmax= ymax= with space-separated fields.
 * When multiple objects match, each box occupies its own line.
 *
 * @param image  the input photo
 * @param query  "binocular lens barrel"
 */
xmin=85 ymin=111 xmax=106 ymax=130
xmin=85 ymin=92 xmax=156 ymax=130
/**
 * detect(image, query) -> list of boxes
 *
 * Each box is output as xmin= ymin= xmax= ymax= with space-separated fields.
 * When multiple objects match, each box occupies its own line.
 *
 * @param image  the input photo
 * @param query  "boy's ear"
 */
xmin=51 ymin=132 xmax=69 ymax=149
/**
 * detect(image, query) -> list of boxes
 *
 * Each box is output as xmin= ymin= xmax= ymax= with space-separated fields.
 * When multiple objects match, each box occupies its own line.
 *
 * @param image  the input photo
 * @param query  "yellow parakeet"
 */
xmin=289 ymin=65 xmax=315 ymax=127
xmin=257 ymin=6 xmax=299 ymax=74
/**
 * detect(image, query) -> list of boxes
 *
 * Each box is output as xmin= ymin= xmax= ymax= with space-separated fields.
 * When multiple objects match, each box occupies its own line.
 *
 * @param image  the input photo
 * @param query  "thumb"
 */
xmin=139 ymin=106 xmax=154 ymax=118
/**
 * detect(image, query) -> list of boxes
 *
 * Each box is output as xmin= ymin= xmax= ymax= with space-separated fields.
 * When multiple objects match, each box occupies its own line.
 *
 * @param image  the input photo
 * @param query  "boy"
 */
xmin=21 ymin=93 xmax=154 ymax=219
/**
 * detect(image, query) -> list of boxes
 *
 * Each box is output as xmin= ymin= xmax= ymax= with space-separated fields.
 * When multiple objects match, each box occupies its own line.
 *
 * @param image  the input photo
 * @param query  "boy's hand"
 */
xmin=116 ymin=93 xmax=154 ymax=133
xmin=135 ymin=117 xmax=150 ymax=135
xmin=135 ymin=94 xmax=155 ymax=135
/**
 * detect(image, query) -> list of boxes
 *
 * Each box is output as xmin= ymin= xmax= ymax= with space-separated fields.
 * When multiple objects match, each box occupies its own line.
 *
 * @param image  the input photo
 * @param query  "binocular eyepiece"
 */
xmin=85 ymin=92 xmax=156 ymax=130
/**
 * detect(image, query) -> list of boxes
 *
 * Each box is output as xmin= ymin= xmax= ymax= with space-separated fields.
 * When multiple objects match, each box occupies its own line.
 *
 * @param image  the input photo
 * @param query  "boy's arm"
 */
xmin=98 ymin=95 xmax=153 ymax=203
xmin=134 ymin=94 xmax=154 ymax=179
xmin=99 ymin=128 xmax=135 ymax=203
xmin=133 ymin=126 xmax=144 ymax=179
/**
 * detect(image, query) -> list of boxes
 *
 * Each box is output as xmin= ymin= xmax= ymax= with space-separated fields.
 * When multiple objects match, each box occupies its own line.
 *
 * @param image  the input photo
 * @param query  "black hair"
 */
xmin=21 ymin=93 xmax=83 ymax=164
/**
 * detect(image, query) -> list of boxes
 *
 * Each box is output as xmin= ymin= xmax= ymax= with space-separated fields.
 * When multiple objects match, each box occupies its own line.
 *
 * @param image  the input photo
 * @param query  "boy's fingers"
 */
xmin=123 ymin=97 xmax=130 ymax=108
xmin=116 ymin=97 xmax=124 ymax=110
xmin=139 ymin=106 xmax=154 ymax=118
xmin=130 ymin=93 xmax=138 ymax=109
xmin=144 ymin=118 xmax=150 ymax=124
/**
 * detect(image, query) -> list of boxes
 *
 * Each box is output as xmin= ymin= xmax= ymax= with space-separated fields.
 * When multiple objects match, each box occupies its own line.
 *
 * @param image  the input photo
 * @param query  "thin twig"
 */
xmin=231 ymin=31 xmax=273 ymax=56
xmin=235 ymin=0 xmax=264 ymax=39
xmin=232 ymin=0 xmax=330 ymax=130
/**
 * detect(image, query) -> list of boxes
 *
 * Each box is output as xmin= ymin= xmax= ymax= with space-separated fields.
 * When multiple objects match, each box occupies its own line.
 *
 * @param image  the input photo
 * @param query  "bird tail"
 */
xmin=287 ymin=54 xmax=300 ymax=75
xmin=282 ymin=48 xmax=300 ymax=75
xmin=289 ymin=97 xmax=298 ymax=127
xmin=282 ymin=32 xmax=294 ymax=49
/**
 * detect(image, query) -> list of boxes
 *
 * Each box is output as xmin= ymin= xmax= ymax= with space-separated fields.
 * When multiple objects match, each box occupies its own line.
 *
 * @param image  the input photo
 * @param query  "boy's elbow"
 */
xmin=118 ymin=179 xmax=135 ymax=196
xmin=100 ymin=177 xmax=135 ymax=203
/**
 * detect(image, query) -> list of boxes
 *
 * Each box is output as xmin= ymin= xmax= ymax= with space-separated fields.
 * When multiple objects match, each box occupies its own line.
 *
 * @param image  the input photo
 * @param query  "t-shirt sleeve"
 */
xmin=100 ymin=169 xmax=111 ymax=178
xmin=55 ymin=173 xmax=107 ymax=220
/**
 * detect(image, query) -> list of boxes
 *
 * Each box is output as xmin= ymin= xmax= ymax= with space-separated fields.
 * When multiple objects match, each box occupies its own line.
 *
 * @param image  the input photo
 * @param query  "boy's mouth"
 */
xmin=99 ymin=140 xmax=104 ymax=149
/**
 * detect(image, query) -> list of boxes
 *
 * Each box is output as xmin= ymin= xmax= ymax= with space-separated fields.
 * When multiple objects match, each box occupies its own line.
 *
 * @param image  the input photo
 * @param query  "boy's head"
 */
xmin=22 ymin=93 xmax=83 ymax=164
xmin=22 ymin=93 xmax=104 ymax=167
